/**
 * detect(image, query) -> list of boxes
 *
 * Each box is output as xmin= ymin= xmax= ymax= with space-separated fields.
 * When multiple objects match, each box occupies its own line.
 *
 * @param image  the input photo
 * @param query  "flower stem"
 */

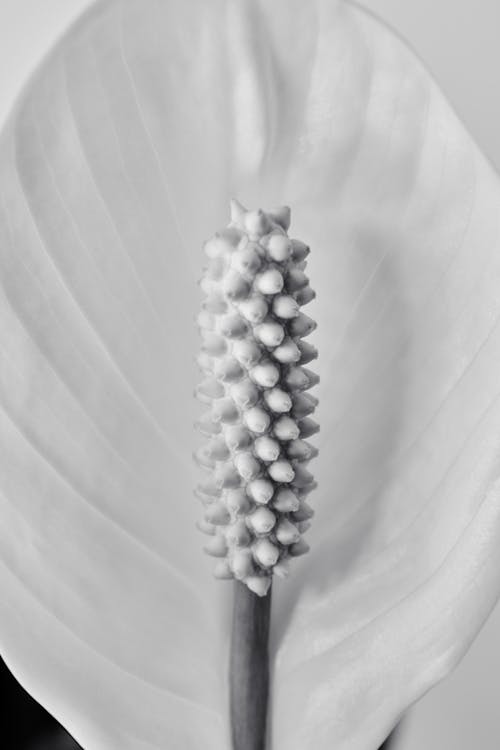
xmin=230 ymin=580 xmax=272 ymax=750
xmin=378 ymin=724 xmax=401 ymax=749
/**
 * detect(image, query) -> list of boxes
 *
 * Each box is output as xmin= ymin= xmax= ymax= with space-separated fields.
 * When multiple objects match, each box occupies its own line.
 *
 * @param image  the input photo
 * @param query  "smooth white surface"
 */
xmin=361 ymin=0 xmax=500 ymax=171
xmin=355 ymin=5 xmax=500 ymax=748
xmin=0 ymin=2 xmax=499 ymax=749
xmin=0 ymin=0 xmax=89 ymax=126
xmin=1 ymin=0 xmax=499 ymax=170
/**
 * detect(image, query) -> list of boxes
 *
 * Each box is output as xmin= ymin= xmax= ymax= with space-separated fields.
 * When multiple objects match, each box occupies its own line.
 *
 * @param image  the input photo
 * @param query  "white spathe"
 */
xmin=0 ymin=1 xmax=499 ymax=749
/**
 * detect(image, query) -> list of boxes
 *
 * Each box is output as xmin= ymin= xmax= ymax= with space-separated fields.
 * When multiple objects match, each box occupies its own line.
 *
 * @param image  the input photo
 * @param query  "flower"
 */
xmin=0 ymin=0 xmax=499 ymax=748
xmin=196 ymin=202 xmax=318 ymax=596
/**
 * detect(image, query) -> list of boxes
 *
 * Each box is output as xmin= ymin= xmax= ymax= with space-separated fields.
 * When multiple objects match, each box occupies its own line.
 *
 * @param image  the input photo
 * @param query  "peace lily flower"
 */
xmin=0 ymin=0 xmax=499 ymax=749
xmin=196 ymin=201 xmax=318 ymax=597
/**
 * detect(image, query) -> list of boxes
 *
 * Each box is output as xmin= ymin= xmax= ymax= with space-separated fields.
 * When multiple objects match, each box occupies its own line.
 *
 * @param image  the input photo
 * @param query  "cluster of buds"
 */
xmin=195 ymin=200 xmax=318 ymax=596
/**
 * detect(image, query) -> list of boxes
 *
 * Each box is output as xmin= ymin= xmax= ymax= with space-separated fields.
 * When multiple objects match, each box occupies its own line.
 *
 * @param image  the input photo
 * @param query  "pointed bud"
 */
xmin=224 ymin=424 xmax=253 ymax=451
xmin=289 ymin=538 xmax=310 ymax=557
xmin=199 ymin=276 xmax=218 ymax=296
xmin=248 ymin=507 xmax=276 ymax=534
xmin=244 ymin=209 xmax=271 ymax=238
xmin=205 ymin=256 xmax=226 ymax=280
xmin=290 ymin=239 xmax=310 ymax=261
xmin=284 ymin=366 xmax=318 ymax=392
xmin=193 ymin=445 xmax=215 ymax=470
xmin=213 ymin=560 xmax=234 ymax=579
xmin=204 ymin=294 xmax=228 ymax=314
xmin=265 ymin=233 xmax=291 ymax=262
xmin=268 ymin=459 xmax=295 ymax=483
xmin=195 ymin=414 xmax=221 ymax=436
xmin=214 ymin=462 xmax=241 ymax=488
xmin=223 ymin=270 xmax=250 ymax=300
xmin=286 ymin=268 xmax=309 ymax=291
xmin=249 ymin=361 xmax=280 ymax=388
xmin=243 ymin=406 xmax=271 ymax=434
xmin=225 ymin=519 xmax=252 ymax=547
xmin=302 ymin=367 xmax=320 ymax=388
xmin=207 ymin=436 xmax=230 ymax=461
xmin=264 ymin=387 xmax=292 ymax=413
xmin=238 ymin=296 xmax=268 ymax=324
xmin=247 ymin=478 xmax=274 ymax=505
xmin=254 ymin=436 xmax=281 ymax=462
xmin=232 ymin=339 xmax=262 ymax=367
xmin=197 ymin=477 xmax=221 ymax=497
xmin=292 ymin=465 xmax=315 ymax=488
xmin=212 ymin=398 xmax=239 ymax=424
xmin=299 ymin=417 xmax=320 ymax=438
xmin=275 ymin=519 xmax=301 ymax=545
xmin=254 ymin=539 xmax=280 ymax=568
xmin=273 ymin=487 xmax=300 ymax=512
xmin=225 ymin=488 xmax=252 ymax=514
xmin=273 ymin=416 xmax=300 ymax=441
xmin=231 ymin=245 xmax=262 ymax=275
xmin=289 ymin=312 xmax=317 ymax=338
xmin=268 ymin=205 xmax=291 ymax=231
xmin=255 ymin=268 xmax=284 ymax=295
xmin=231 ymin=548 xmax=255 ymax=579
xmin=255 ymin=320 xmax=285 ymax=348
xmin=292 ymin=393 xmax=318 ymax=419
xmin=272 ymin=337 xmax=301 ymax=363
xmin=202 ymin=332 xmax=227 ymax=357
xmin=204 ymin=534 xmax=228 ymax=557
xmin=196 ymin=351 xmax=213 ymax=374
xmin=286 ymin=439 xmax=314 ymax=460
xmin=220 ymin=226 xmax=245 ymax=246
xmin=273 ymin=558 xmax=290 ymax=578
xmin=272 ymin=295 xmax=299 ymax=319
xmin=297 ymin=340 xmax=318 ymax=364
xmin=205 ymin=502 xmax=231 ymax=525
xmin=195 ymin=487 xmax=218 ymax=505
xmin=297 ymin=521 xmax=312 ymax=533
xmin=295 ymin=285 xmax=316 ymax=306
xmin=204 ymin=232 xmax=239 ymax=258
xmin=196 ymin=377 xmax=225 ymax=400
xmin=197 ymin=309 xmax=215 ymax=330
xmin=217 ymin=313 xmax=248 ymax=339
xmin=203 ymin=237 xmax=225 ymax=259
xmin=246 ymin=575 xmax=272 ymax=597
xmin=292 ymin=501 xmax=315 ymax=522
xmin=213 ymin=357 xmax=244 ymax=382
xmin=297 ymin=482 xmax=318 ymax=499
xmin=197 ymin=519 xmax=216 ymax=536
xmin=234 ymin=452 xmax=261 ymax=481
xmin=230 ymin=379 xmax=260 ymax=409
xmin=230 ymin=198 xmax=248 ymax=224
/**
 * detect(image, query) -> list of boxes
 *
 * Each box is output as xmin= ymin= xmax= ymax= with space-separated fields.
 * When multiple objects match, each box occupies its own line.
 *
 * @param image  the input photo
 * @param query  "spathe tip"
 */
xmin=230 ymin=198 xmax=248 ymax=223
xmin=268 ymin=205 xmax=291 ymax=231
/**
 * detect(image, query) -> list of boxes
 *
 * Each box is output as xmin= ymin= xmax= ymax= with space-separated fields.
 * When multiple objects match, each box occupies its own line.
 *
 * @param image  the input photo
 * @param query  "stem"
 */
xmin=230 ymin=580 xmax=272 ymax=750
xmin=378 ymin=724 xmax=401 ymax=749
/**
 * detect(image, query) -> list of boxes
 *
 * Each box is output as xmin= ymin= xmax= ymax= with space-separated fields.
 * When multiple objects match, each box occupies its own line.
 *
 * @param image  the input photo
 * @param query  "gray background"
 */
xmin=0 ymin=0 xmax=499 ymax=748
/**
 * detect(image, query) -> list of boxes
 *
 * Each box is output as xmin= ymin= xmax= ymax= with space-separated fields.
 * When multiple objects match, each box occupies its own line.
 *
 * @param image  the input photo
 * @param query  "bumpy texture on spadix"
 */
xmin=195 ymin=201 xmax=318 ymax=596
